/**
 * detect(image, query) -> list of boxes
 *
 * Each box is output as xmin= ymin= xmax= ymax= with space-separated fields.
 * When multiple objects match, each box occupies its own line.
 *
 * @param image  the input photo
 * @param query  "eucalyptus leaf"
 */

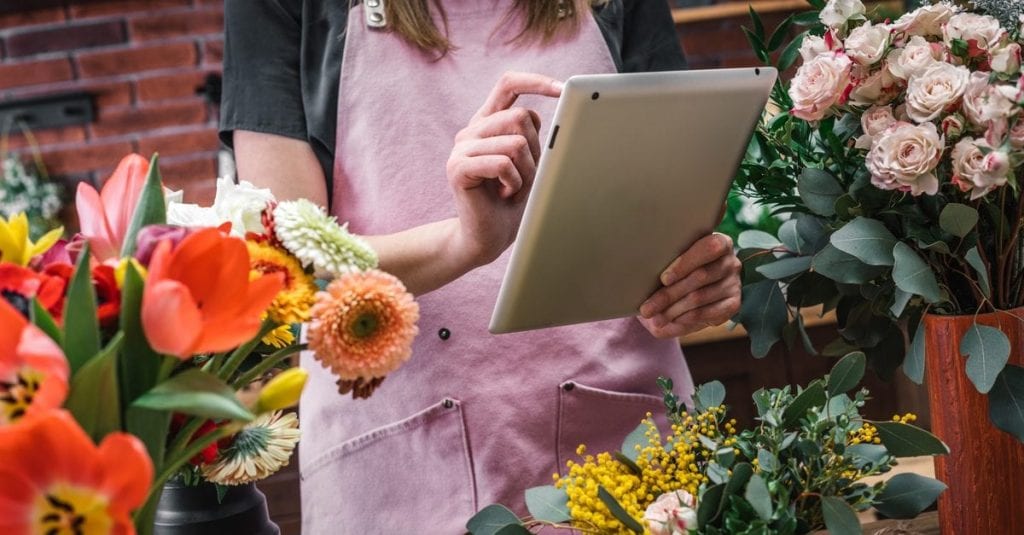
xmin=697 ymin=484 xmax=727 ymax=527
xmin=939 ymin=203 xmax=978 ymax=238
xmin=822 ymin=496 xmax=861 ymax=535
xmin=874 ymin=473 xmax=946 ymax=519
xmin=494 ymin=525 xmax=531 ymax=535
xmin=797 ymin=168 xmax=843 ymax=217
xmin=621 ymin=423 xmax=648 ymax=462
xmin=738 ymin=230 xmax=783 ymax=250
xmin=830 ymin=217 xmax=898 ymax=266
xmin=965 ymin=246 xmax=991 ymax=299
xmin=779 ymin=219 xmax=809 ymax=255
xmin=725 ymin=463 xmax=754 ymax=497
xmin=828 ymin=352 xmax=866 ymax=395
xmin=598 ymin=486 xmax=644 ymax=533
xmin=745 ymin=474 xmax=772 ymax=522
xmin=960 ymin=324 xmax=1011 ymax=394
xmin=757 ymin=449 xmax=779 ymax=473
xmin=525 ymin=486 xmax=571 ymax=523
xmin=737 ymin=280 xmax=788 ymax=358
xmin=846 ymin=444 xmax=889 ymax=466
xmin=875 ymin=422 xmax=949 ymax=456
xmin=695 ymin=380 xmax=727 ymax=411
xmin=812 ymin=244 xmax=886 ymax=284
xmin=614 ymin=452 xmax=643 ymax=475
xmin=892 ymin=242 xmax=942 ymax=303
xmin=890 ymin=289 xmax=913 ymax=317
xmin=989 ymin=365 xmax=1024 ymax=442
xmin=782 ymin=381 xmax=826 ymax=426
xmin=796 ymin=214 xmax=830 ymax=253
xmin=132 ymin=368 xmax=254 ymax=421
xmin=708 ymin=462 xmax=730 ymax=485
xmin=756 ymin=256 xmax=813 ymax=280
xmin=467 ymin=504 xmax=523 ymax=535
xmin=903 ymin=321 xmax=927 ymax=385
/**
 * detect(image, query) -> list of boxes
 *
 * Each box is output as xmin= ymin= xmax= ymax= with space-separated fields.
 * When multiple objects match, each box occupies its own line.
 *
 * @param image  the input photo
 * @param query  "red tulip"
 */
xmin=76 ymin=154 xmax=150 ymax=262
xmin=142 ymin=228 xmax=284 ymax=358
xmin=0 ymin=299 xmax=68 ymax=427
xmin=0 ymin=410 xmax=152 ymax=534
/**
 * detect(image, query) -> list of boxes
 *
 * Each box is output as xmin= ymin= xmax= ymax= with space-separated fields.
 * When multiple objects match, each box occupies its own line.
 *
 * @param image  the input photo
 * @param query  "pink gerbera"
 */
xmin=308 ymin=270 xmax=419 ymax=398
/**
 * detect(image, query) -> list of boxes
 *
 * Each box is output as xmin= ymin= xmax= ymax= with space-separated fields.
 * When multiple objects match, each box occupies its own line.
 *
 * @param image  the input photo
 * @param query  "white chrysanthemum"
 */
xmin=202 ymin=411 xmax=301 ymax=486
xmin=273 ymin=199 xmax=378 ymax=276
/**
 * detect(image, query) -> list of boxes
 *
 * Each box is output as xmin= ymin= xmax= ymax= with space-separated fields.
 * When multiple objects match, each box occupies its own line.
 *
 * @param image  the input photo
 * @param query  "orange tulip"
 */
xmin=0 ymin=410 xmax=152 ymax=535
xmin=0 ymin=299 xmax=68 ymax=427
xmin=142 ymin=228 xmax=284 ymax=358
xmin=76 ymin=154 xmax=150 ymax=262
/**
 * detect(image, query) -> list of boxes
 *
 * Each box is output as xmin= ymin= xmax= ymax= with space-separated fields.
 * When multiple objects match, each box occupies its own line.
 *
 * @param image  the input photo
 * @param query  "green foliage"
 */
xmin=524 ymin=486 xmax=571 ymax=523
xmin=63 ymin=243 xmax=100 ymax=375
xmin=120 ymin=154 xmax=167 ymax=257
xmin=132 ymin=368 xmax=255 ymax=422
xmin=65 ymin=333 xmax=123 ymax=442
xmin=873 ymin=473 xmax=947 ymax=519
xmin=466 ymin=505 xmax=525 ymax=535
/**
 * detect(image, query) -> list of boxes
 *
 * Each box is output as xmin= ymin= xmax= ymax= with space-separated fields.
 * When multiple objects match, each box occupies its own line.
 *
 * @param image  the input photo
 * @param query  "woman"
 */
xmin=221 ymin=1 xmax=742 ymax=531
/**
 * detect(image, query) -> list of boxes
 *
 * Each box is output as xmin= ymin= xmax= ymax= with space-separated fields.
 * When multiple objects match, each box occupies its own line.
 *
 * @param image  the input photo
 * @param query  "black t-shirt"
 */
xmin=220 ymin=0 xmax=687 ymax=188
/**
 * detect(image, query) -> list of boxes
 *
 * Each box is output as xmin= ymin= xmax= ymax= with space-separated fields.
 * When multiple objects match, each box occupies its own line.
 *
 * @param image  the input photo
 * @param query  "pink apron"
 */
xmin=298 ymin=2 xmax=694 ymax=532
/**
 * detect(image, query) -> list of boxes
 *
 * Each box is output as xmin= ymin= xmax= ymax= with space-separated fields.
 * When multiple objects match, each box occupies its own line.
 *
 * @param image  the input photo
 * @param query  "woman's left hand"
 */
xmin=638 ymin=233 xmax=742 ymax=339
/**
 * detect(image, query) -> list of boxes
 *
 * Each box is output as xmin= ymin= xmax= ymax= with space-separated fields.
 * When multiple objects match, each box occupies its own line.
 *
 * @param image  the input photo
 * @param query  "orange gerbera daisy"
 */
xmin=307 ymin=270 xmax=419 ymax=398
xmin=0 ymin=410 xmax=152 ymax=535
xmin=0 ymin=299 xmax=68 ymax=427
xmin=141 ymin=228 xmax=284 ymax=359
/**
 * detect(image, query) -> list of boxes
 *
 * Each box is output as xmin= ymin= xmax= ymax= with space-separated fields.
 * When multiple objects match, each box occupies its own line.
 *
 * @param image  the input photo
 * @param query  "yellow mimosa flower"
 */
xmin=0 ymin=213 xmax=63 ymax=266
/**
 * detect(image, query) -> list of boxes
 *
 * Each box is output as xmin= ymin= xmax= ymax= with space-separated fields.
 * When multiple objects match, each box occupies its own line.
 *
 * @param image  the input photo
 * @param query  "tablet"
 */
xmin=488 ymin=67 xmax=777 ymax=334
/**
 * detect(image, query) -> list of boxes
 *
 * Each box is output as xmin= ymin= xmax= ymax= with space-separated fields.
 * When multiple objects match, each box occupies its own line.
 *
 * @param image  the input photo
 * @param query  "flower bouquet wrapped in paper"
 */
xmin=0 ymin=153 xmax=419 ymax=534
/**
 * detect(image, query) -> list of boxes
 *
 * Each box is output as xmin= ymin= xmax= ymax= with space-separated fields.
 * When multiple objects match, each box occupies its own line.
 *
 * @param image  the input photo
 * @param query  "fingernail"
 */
xmin=661 ymin=271 xmax=676 ymax=286
xmin=640 ymin=302 xmax=654 ymax=318
xmin=552 ymin=80 xmax=565 ymax=92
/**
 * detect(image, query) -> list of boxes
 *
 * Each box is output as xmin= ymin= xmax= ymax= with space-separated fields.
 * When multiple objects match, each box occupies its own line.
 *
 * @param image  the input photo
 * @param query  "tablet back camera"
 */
xmin=591 ymin=92 xmax=599 ymax=100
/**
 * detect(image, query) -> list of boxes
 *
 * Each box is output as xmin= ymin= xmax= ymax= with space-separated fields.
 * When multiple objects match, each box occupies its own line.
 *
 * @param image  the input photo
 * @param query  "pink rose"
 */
xmin=799 ymin=33 xmax=840 ymax=62
xmin=849 ymin=64 xmax=900 ymax=106
xmin=943 ymin=13 xmax=1006 ymax=52
xmin=951 ymin=137 xmax=1009 ymax=199
xmin=890 ymin=4 xmax=956 ymax=37
xmin=789 ymin=52 xmax=854 ymax=122
xmin=905 ymin=62 xmax=970 ymax=123
xmin=887 ymin=36 xmax=943 ymax=80
xmin=856 ymin=105 xmax=898 ymax=149
xmin=820 ymin=0 xmax=865 ymax=28
xmin=991 ymin=43 xmax=1022 ymax=75
xmin=1010 ymin=116 xmax=1024 ymax=149
xmin=866 ymin=122 xmax=944 ymax=195
xmin=844 ymin=22 xmax=891 ymax=66
xmin=941 ymin=113 xmax=966 ymax=140
xmin=962 ymin=72 xmax=1016 ymax=127
xmin=644 ymin=491 xmax=698 ymax=535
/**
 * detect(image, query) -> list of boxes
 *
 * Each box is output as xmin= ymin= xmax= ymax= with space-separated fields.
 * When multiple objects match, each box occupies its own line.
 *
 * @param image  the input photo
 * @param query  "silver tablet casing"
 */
xmin=489 ymin=67 xmax=778 ymax=334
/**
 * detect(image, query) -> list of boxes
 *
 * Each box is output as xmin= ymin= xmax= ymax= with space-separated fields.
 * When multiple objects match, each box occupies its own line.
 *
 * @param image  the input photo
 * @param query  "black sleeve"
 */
xmin=620 ymin=0 xmax=687 ymax=72
xmin=219 ymin=0 xmax=307 ymax=148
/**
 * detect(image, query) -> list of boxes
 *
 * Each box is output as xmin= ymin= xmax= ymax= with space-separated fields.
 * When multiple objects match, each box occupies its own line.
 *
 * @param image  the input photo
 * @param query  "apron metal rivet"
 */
xmin=366 ymin=0 xmax=381 ymax=6
xmin=368 ymin=12 xmax=384 ymax=24
xmin=438 ymin=327 xmax=451 ymax=340
xmin=443 ymin=399 xmax=454 ymax=409
xmin=563 ymin=382 xmax=575 ymax=391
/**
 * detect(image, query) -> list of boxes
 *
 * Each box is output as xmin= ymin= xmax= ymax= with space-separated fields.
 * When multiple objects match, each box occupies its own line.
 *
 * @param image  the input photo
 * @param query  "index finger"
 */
xmin=660 ymin=233 xmax=734 ymax=286
xmin=473 ymin=71 xmax=564 ymax=120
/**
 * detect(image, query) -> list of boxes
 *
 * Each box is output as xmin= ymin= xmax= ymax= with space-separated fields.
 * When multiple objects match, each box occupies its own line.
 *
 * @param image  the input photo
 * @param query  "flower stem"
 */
xmin=217 ymin=319 xmax=278 ymax=382
xmin=232 ymin=343 xmax=308 ymax=390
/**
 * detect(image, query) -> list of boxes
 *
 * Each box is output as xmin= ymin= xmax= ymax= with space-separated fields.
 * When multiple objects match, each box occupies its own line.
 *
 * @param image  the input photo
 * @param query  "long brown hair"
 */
xmin=383 ymin=0 xmax=596 ymax=56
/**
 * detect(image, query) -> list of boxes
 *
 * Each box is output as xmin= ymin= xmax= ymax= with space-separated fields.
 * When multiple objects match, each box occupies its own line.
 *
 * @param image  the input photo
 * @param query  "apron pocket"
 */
xmin=556 ymin=381 xmax=670 ymax=472
xmin=300 ymin=398 xmax=476 ymax=534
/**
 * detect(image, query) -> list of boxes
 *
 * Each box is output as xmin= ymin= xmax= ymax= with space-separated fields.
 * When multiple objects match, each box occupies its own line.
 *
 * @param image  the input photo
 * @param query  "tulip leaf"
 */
xmin=127 ymin=407 xmax=171 ymax=475
xmin=121 ymin=153 xmax=167 ymax=257
xmin=830 ymin=217 xmax=898 ymax=266
xmin=66 ymin=333 xmax=123 ymax=443
xmin=874 ymin=422 xmax=949 ymax=457
xmin=874 ymin=473 xmax=946 ymax=519
xmin=525 ymin=486 xmax=571 ymax=523
xmin=598 ymin=486 xmax=644 ymax=533
xmin=30 ymin=299 xmax=62 ymax=345
xmin=939 ymin=203 xmax=978 ymax=238
xmin=892 ymin=242 xmax=942 ymax=303
xmin=466 ymin=505 xmax=523 ymax=535
xmin=822 ymin=496 xmax=860 ymax=535
xmin=960 ymin=324 xmax=1011 ymax=394
xmin=63 ymin=243 xmax=100 ymax=375
xmin=133 ymin=368 xmax=254 ymax=422
xmin=989 ymin=364 xmax=1024 ymax=442
xmin=827 ymin=352 xmax=866 ymax=395
xmin=119 ymin=262 xmax=162 ymax=404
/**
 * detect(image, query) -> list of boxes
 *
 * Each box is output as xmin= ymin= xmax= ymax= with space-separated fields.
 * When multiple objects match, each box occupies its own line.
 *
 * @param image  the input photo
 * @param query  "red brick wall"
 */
xmin=0 ymin=0 xmax=223 ymax=204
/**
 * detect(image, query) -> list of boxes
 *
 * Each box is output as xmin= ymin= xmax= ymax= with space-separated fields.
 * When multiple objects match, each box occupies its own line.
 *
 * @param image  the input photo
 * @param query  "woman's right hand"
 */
xmin=447 ymin=71 xmax=563 ymax=268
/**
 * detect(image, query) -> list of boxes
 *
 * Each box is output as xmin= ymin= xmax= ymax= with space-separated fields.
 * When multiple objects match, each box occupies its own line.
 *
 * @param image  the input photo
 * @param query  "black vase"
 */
xmin=154 ymin=479 xmax=280 ymax=535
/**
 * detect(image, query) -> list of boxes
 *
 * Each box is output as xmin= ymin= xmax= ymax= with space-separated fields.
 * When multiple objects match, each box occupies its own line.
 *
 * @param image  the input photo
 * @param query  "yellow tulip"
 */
xmin=0 ymin=213 xmax=63 ymax=266
xmin=114 ymin=257 xmax=148 ymax=288
xmin=256 ymin=367 xmax=308 ymax=413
